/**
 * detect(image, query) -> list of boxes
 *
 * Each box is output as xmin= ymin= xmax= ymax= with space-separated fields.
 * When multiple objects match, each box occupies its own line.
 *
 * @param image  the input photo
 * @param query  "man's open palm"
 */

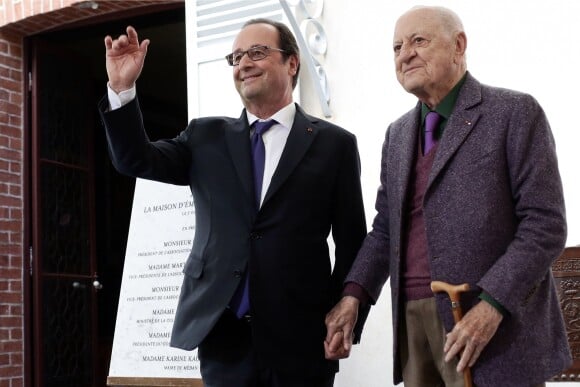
xmin=104 ymin=26 xmax=149 ymax=93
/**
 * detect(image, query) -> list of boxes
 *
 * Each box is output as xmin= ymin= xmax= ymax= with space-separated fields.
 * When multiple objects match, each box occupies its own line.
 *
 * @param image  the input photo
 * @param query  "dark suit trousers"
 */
xmin=198 ymin=309 xmax=335 ymax=387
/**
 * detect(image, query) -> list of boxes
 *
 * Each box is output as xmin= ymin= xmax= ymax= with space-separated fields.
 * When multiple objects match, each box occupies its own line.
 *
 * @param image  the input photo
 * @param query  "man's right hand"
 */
xmin=104 ymin=26 xmax=150 ymax=93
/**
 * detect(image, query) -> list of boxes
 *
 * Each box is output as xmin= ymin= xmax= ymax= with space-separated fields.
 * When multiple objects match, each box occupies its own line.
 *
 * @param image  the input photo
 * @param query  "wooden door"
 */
xmin=30 ymin=41 xmax=100 ymax=387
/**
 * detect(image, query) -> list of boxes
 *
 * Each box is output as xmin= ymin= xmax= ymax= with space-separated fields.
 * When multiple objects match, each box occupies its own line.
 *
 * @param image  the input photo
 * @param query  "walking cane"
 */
xmin=430 ymin=280 xmax=474 ymax=387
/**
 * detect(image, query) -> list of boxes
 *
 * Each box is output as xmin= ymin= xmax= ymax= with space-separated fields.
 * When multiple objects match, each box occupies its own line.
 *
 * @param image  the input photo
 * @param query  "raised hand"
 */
xmin=104 ymin=26 xmax=150 ymax=93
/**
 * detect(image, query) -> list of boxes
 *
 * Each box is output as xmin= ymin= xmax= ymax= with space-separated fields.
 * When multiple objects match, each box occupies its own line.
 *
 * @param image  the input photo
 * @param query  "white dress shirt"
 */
xmin=246 ymin=103 xmax=294 ymax=207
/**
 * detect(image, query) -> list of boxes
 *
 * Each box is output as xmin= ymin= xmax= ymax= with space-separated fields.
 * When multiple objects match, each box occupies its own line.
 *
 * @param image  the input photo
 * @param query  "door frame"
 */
xmin=23 ymin=3 xmax=186 ymax=386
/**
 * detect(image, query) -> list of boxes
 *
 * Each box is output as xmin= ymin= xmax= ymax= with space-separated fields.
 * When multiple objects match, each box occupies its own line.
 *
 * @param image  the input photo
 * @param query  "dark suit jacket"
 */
xmin=347 ymin=73 xmax=571 ymax=386
xmin=99 ymin=98 xmax=367 ymax=376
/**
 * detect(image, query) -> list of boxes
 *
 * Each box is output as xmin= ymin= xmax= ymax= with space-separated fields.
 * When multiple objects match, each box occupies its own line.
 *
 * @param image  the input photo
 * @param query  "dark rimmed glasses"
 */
xmin=225 ymin=45 xmax=286 ymax=66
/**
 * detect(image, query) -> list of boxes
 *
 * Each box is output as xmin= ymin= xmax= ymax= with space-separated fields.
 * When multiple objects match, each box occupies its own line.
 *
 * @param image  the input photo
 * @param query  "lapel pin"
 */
xmin=307 ymin=127 xmax=313 ymax=133
xmin=465 ymin=120 xmax=472 ymax=125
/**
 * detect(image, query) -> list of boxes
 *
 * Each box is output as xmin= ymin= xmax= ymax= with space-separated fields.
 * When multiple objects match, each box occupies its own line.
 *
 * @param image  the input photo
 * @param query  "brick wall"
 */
xmin=0 ymin=30 xmax=23 ymax=387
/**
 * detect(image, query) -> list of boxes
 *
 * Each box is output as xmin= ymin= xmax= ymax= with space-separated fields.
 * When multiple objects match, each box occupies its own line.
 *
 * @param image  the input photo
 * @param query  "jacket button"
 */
xmin=234 ymin=270 xmax=242 ymax=278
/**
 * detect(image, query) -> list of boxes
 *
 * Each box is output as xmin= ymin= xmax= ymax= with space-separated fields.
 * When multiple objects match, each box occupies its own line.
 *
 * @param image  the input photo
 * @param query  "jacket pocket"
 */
xmin=183 ymin=254 xmax=204 ymax=279
xmin=521 ymin=283 xmax=539 ymax=307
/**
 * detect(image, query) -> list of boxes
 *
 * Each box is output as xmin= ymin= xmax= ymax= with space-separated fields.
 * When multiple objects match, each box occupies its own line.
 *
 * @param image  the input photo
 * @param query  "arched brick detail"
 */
xmin=0 ymin=0 xmax=183 ymax=35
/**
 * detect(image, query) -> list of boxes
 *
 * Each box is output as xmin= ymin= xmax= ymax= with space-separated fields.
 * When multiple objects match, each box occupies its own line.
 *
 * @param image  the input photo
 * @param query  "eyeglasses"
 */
xmin=225 ymin=45 xmax=286 ymax=66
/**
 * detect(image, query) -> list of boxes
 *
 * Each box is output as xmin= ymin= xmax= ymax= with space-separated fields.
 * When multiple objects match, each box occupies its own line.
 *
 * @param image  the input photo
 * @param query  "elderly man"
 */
xmin=100 ymin=18 xmax=367 ymax=387
xmin=325 ymin=6 xmax=571 ymax=387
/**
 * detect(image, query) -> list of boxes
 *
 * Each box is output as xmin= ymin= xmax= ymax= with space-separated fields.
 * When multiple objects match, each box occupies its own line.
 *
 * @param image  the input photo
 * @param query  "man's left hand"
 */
xmin=324 ymin=296 xmax=359 ymax=360
xmin=444 ymin=300 xmax=503 ymax=371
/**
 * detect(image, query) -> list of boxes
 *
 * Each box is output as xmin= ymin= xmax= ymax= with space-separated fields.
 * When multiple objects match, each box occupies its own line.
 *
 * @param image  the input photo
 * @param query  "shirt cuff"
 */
xmin=479 ymin=291 xmax=509 ymax=317
xmin=107 ymin=83 xmax=136 ymax=110
xmin=343 ymin=282 xmax=370 ymax=305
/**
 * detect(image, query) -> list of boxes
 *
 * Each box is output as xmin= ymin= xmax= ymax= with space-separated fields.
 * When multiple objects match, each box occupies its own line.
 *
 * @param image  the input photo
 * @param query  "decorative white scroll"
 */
xmin=280 ymin=0 xmax=331 ymax=117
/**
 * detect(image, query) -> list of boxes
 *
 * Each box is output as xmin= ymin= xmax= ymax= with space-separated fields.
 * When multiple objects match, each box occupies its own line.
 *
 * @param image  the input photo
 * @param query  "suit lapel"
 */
xmin=225 ymin=111 xmax=254 ymax=203
xmin=427 ymin=74 xmax=482 ymax=190
xmin=395 ymin=108 xmax=420 ymax=207
xmin=263 ymin=105 xmax=317 ymax=205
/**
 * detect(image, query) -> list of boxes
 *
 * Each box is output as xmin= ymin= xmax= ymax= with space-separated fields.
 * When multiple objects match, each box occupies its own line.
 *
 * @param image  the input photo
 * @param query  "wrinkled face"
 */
xmin=393 ymin=9 xmax=461 ymax=103
xmin=232 ymin=23 xmax=298 ymax=111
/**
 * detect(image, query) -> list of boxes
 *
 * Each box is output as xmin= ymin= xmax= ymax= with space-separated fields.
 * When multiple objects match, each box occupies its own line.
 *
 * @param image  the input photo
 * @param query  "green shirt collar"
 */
xmin=421 ymin=73 xmax=467 ymax=127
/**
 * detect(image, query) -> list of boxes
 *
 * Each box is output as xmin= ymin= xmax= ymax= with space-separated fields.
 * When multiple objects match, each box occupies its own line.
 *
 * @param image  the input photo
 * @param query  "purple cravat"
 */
xmin=231 ymin=119 xmax=276 ymax=319
xmin=424 ymin=111 xmax=441 ymax=155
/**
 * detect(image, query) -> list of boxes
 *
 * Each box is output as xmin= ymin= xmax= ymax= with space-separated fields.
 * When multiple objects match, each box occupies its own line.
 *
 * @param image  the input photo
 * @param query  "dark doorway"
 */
xmin=26 ymin=5 xmax=187 ymax=386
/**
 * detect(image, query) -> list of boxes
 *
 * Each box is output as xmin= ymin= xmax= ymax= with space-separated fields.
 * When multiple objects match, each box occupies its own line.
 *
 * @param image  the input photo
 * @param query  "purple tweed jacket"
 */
xmin=348 ymin=73 xmax=571 ymax=386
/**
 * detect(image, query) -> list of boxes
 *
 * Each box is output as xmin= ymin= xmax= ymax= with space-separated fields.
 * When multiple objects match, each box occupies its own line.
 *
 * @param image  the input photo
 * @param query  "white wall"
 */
xmin=314 ymin=1 xmax=579 ymax=386
xmin=185 ymin=1 xmax=580 ymax=385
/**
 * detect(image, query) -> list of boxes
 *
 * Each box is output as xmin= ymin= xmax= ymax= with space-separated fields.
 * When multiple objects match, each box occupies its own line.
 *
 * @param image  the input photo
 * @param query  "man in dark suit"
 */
xmin=325 ymin=6 xmax=571 ymax=387
xmin=100 ymin=19 xmax=366 ymax=387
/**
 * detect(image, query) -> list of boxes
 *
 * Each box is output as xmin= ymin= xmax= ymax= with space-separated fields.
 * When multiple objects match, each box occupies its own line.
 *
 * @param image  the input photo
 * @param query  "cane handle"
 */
xmin=430 ymin=281 xmax=470 ymax=302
